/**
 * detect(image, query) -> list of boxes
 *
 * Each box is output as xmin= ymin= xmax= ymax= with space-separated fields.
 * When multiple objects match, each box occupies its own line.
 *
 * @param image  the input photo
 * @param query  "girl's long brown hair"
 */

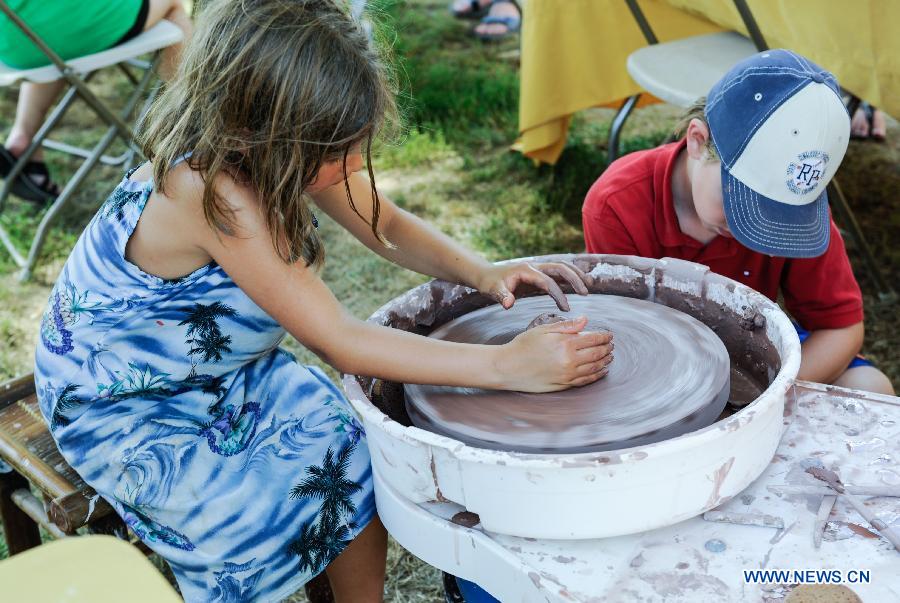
xmin=141 ymin=0 xmax=397 ymax=269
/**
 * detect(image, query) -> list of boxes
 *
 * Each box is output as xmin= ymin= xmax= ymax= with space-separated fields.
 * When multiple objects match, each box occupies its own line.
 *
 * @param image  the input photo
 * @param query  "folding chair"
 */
xmin=0 ymin=2 xmax=183 ymax=281
xmin=613 ymin=0 xmax=895 ymax=301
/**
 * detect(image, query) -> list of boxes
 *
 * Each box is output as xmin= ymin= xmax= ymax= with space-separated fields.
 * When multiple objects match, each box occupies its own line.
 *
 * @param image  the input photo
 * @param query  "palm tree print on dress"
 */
xmin=179 ymin=302 xmax=237 ymax=367
xmin=96 ymin=366 xmax=260 ymax=457
xmin=92 ymin=362 xmax=256 ymax=457
xmin=120 ymin=501 xmax=195 ymax=551
xmin=174 ymin=302 xmax=261 ymax=456
xmin=50 ymin=384 xmax=83 ymax=428
xmin=95 ymin=363 xmax=225 ymax=404
xmin=102 ymin=185 xmax=145 ymax=221
xmin=288 ymin=513 xmax=353 ymax=574
xmin=288 ymin=441 xmax=363 ymax=573
xmin=189 ymin=373 xmax=228 ymax=401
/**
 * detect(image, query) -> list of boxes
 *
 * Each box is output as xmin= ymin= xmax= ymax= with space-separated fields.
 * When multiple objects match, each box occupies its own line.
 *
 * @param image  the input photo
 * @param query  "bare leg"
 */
xmin=850 ymin=104 xmax=888 ymax=141
xmin=870 ymin=108 xmax=887 ymax=140
xmin=833 ymin=365 xmax=895 ymax=396
xmin=850 ymin=106 xmax=870 ymax=138
xmin=324 ymin=515 xmax=388 ymax=603
xmin=145 ymin=0 xmax=193 ymax=80
xmin=5 ymin=80 xmax=66 ymax=163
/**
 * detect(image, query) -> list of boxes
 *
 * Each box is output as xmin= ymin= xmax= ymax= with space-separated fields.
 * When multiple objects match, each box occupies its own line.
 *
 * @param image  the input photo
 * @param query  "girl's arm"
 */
xmin=188 ymin=174 xmax=613 ymax=392
xmin=312 ymin=173 xmax=592 ymax=311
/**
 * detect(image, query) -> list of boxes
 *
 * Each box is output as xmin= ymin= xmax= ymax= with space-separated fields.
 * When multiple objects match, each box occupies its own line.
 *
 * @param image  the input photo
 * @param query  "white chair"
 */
xmin=626 ymin=31 xmax=757 ymax=109
xmin=0 ymin=3 xmax=183 ymax=280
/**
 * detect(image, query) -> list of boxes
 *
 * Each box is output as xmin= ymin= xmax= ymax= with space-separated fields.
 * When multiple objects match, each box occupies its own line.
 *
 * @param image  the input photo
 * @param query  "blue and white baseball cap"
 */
xmin=706 ymin=49 xmax=850 ymax=258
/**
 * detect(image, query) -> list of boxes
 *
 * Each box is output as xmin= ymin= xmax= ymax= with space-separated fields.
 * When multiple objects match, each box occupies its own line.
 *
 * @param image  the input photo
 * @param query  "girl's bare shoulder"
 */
xmin=140 ymin=160 xmax=264 ymax=237
xmin=125 ymin=161 xmax=226 ymax=280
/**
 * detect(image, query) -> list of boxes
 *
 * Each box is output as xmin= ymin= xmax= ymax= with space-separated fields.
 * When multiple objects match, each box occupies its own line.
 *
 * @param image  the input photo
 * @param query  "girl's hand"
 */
xmin=476 ymin=262 xmax=593 ymax=312
xmin=496 ymin=316 xmax=613 ymax=392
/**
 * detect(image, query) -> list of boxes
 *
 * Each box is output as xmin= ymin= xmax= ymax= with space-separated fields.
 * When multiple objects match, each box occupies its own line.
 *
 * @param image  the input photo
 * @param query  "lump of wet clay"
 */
xmin=526 ymin=312 xmax=567 ymax=330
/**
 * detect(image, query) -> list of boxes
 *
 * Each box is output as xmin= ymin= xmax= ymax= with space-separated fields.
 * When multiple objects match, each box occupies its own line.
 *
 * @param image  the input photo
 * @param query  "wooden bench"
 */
xmin=0 ymin=374 xmax=127 ymax=554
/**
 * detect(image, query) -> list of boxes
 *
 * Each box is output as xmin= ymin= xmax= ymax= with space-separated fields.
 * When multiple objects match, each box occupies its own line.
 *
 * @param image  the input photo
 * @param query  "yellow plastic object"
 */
xmin=0 ymin=536 xmax=181 ymax=603
xmin=519 ymin=0 xmax=900 ymax=164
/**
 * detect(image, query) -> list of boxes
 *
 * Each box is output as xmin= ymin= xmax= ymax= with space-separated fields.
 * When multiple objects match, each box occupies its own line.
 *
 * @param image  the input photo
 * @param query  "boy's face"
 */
xmin=686 ymin=119 xmax=731 ymax=238
xmin=691 ymin=159 xmax=731 ymax=237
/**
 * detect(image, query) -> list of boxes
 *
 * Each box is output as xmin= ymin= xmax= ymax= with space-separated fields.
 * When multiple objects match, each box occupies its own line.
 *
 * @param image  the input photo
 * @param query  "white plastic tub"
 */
xmin=342 ymin=255 xmax=800 ymax=539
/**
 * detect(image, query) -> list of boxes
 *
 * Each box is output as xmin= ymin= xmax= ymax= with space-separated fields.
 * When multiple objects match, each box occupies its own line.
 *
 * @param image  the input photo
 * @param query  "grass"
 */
xmin=1 ymin=0 xmax=897 ymax=600
xmin=376 ymin=128 xmax=456 ymax=170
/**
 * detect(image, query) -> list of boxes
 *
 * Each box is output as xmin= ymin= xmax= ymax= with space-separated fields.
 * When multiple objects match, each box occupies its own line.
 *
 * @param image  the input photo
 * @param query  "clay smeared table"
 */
xmin=377 ymin=382 xmax=900 ymax=602
xmin=405 ymin=295 xmax=731 ymax=453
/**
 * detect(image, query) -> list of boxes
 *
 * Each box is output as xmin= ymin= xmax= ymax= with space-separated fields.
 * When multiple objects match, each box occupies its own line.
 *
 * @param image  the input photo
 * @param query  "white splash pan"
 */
xmin=342 ymin=255 xmax=801 ymax=539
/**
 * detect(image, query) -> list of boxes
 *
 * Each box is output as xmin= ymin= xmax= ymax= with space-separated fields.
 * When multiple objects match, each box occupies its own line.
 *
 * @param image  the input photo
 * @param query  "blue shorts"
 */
xmin=794 ymin=325 xmax=874 ymax=370
xmin=455 ymin=576 xmax=499 ymax=602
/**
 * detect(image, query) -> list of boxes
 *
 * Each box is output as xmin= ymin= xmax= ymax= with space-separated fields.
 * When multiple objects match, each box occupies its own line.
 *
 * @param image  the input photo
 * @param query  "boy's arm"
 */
xmin=797 ymin=322 xmax=864 ymax=383
xmin=781 ymin=221 xmax=865 ymax=384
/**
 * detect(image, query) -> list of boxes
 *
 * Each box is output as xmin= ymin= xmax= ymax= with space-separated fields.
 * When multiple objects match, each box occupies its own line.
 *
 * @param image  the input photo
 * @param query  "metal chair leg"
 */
xmin=40 ymin=140 xmax=134 ymax=167
xmin=15 ymin=58 xmax=159 ymax=280
xmin=17 ymin=129 xmax=117 ymax=281
xmin=0 ymin=223 xmax=26 ymax=267
xmin=118 ymin=62 xmax=140 ymax=86
xmin=607 ymin=94 xmax=640 ymax=165
xmin=123 ymin=82 xmax=163 ymax=172
xmin=827 ymin=178 xmax=896 ymax=302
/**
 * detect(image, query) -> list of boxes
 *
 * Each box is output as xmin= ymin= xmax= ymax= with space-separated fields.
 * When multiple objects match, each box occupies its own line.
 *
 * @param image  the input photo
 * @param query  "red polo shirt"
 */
xmin=582 ymin=140 xmax=863 ymax=331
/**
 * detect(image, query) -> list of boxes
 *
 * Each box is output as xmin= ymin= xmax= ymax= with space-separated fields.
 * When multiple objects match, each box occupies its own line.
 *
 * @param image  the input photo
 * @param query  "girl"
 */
xmin=34 ymin=1 xmax=613 ymax=601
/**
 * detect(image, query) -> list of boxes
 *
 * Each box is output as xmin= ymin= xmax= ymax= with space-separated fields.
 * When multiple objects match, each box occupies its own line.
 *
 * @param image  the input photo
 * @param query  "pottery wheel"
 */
xmin=404 ymin=295 xmax=731 ymax=453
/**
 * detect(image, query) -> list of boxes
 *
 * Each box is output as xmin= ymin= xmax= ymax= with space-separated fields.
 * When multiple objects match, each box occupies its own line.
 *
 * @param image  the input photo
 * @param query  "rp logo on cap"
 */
xmin=786 ymin=150 xmax=829 ymax=195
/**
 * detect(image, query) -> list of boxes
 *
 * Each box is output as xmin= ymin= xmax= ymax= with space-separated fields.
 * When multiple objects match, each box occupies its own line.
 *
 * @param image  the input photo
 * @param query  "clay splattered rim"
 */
xmin=342 ymin=254 xmax=801 ymax=467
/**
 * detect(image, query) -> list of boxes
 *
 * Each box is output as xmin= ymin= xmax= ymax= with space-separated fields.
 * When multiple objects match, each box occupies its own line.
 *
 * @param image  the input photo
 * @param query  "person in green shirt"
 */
xmin=0 ymin=0 xmax=191 ymax=202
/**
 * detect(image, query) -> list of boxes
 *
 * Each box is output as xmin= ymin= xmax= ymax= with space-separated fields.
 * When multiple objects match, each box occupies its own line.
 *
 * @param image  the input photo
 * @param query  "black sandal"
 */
xmin=0 ymin=147 xmax=59 ymax=204
xmin=450 ymin=0 xmax=491 ymax=20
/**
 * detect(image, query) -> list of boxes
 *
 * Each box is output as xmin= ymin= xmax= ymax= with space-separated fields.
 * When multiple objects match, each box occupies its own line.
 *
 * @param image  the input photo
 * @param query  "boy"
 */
xmin=582 ymin=49 xmax=893 ymax=395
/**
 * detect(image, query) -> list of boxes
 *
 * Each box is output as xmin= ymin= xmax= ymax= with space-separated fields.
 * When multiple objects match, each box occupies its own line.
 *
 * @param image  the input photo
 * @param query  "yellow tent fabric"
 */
xmin=519 ymin=0 xmax=899 ymax=164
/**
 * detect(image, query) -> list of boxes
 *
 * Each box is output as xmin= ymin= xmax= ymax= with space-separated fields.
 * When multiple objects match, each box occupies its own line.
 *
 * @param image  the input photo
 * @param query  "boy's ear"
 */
xmin=684 ymin=118 xmax=711 ymax=161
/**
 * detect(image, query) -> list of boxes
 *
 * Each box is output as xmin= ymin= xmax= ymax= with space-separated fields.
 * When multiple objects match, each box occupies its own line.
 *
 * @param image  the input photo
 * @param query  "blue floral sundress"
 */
xmin=34 ymin=163 xmax=375 ymax=602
